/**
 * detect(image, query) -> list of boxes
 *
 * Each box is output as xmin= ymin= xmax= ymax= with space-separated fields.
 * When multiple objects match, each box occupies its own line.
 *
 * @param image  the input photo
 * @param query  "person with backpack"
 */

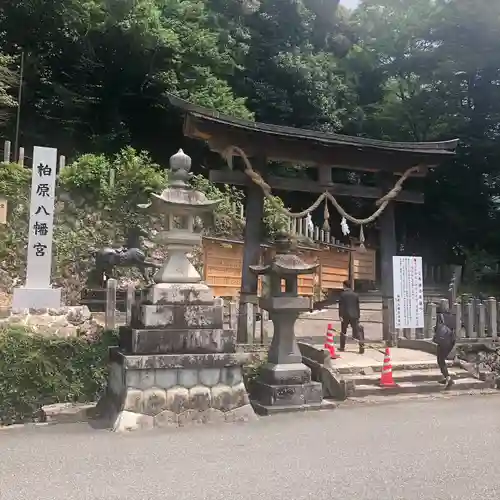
xmin=432 ymin=303 xmax=457 ymax=389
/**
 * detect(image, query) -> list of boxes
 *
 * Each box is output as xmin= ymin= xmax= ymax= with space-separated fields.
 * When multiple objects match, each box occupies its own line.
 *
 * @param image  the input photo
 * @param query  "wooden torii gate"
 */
xmin=168 ymin=94 xmax=458 ymax=343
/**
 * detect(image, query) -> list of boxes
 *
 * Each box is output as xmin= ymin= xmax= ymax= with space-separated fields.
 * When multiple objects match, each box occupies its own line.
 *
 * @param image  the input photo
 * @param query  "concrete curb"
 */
xmin=0 ymin=422 xmax=51 ymax=431
xmin=41 ymin=402 xmax=97 ymax=425
xmin=340 ymin=388 xmax=500 ymax=409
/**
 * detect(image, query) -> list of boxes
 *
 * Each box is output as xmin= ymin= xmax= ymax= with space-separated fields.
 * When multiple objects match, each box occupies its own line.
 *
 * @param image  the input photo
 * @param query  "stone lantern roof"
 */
xmin=142 ymin=149 xmax=221 ymax=215
xmin=250 ymin=232 xmax=318 ymax=276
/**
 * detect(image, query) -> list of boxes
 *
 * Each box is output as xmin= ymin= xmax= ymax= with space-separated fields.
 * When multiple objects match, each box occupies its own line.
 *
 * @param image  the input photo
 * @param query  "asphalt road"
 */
xmin=2 ymin=395 xmax=500 ymax=500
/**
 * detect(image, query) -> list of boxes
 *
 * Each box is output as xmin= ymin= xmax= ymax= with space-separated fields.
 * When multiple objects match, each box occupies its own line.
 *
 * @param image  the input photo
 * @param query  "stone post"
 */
xmin=424 ymin=302 xmax=437 ymax=339
xmin=464 ymin=301 xmax=474 ymax=339
xmin=18 ymin=147 xmax=24 ymax=166
xmin=453 ymin=301 xmax=463 ymax=340
xmin=477 ymin=302 xmax=486 ymax=338
xmin=487 ymin=297 xmax=498 ymax=340
xmin=125 ymin=283 xmax=135 ymax=325
xmin=105 ymin=278 xmax=117 ymax=330
xmin=3 ymin=140 xmax=11 ymax=163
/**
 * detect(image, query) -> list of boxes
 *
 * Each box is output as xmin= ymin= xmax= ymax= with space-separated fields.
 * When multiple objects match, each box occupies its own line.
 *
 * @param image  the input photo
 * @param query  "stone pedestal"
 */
xmin=98 ymin=349 xmax=256 ymax=431
xmin=12 ymin=287 xmax=61 ymax=310
xmin=98 ymin=282 xmax=257 ymax=431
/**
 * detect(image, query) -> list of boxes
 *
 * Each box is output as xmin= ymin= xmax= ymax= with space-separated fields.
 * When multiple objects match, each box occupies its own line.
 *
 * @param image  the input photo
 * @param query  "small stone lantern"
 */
xmin=98 ymin=149 xmax=257 ymax=432
xmin=250 ymin=232 xmax=335 ymax=414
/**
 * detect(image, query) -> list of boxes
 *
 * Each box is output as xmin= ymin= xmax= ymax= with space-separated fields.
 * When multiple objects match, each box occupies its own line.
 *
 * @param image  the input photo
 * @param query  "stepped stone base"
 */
xmin=250 ymin=360 xmax=335 ymax=415
xmin=97 ymin=349 xmax=258 ymax=432
xmin=251 ymin=399 xmax=337 ymax=416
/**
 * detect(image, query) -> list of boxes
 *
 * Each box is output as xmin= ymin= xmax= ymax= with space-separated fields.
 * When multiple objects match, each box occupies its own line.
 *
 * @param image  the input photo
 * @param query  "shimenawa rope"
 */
xmin=222 ymin=145 xmax=420 ymax=250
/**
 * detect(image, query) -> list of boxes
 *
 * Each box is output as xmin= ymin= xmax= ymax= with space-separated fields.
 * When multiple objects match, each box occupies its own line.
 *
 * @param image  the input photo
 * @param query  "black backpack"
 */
xmin=433 ymin=313 xmax=456 ymax=346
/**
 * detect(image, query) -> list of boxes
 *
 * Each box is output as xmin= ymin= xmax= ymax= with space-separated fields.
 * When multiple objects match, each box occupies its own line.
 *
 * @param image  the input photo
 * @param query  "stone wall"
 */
xmin=0 ymin=306 xmax=104 ymax=338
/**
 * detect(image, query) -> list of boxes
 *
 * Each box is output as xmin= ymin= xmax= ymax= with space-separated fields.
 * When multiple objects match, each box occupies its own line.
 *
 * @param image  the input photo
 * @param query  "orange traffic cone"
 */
xmin=379 ymin=347 xmax=398 ymax=387
xmin=324 ymin=323 xmax=340 ymax=359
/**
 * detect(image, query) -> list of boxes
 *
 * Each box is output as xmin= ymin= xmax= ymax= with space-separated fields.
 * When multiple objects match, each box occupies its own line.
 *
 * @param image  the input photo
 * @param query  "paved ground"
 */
xmin=326 ymin=346 xmax=438 ymax=370
xmin=257 ymin=303 xmax=385 ymax=344
xmin=2 ymin=395 xmax=500 ymax=500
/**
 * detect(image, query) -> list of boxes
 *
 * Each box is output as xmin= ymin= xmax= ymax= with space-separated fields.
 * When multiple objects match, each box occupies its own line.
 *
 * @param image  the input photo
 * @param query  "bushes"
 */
xmin=0 ymin=146 xmax=290 ymax=302
xmin=0 ymin=326 xmax=118 ymax=424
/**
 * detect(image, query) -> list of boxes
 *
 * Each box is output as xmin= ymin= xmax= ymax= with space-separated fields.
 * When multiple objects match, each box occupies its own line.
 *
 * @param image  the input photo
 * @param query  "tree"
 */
xmin=0 ymin=54 xmax=17 ymax=126
xmin=0 ymin=0 xmax=252 ymax=156
xmin=348 ymin=0 xmax=500 ymax=259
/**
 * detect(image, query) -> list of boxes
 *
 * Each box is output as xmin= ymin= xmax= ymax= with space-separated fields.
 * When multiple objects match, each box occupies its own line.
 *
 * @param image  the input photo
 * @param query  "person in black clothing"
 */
xmin=433 ymin=303 xmax=456 ymax=389
xmin=338 ymin=280 xmax=365 ymax=354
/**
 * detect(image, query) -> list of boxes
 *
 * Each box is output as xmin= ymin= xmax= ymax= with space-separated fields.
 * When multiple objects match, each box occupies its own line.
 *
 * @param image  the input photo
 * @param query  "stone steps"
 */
xmin=348 ymin=368 xmax=470 ymax=385
xmin=344 ymin=364 xmax=495 ymax=399
xmin=353 ymin=377 xmax=491 ymax=398
xmin=335 ymin=360 xmax=453 ymax=375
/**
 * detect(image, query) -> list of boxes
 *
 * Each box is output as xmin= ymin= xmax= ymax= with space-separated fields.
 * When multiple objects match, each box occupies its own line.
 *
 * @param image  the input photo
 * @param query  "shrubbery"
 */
xmin=0 ymin=147 xmax=287 ymax=302
xmin=0 ymin=326 xmax=118 ymax=424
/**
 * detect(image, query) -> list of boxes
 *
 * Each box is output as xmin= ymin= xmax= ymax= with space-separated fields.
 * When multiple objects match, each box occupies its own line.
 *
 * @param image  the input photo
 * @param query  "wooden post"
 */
xmin=125 ymin=283 xmax=135 ymax=325
xmin=237 ymin=156 xmax=266 ymax=343
xmin=487 ymin=297 xmax=497 ymax=340
xmin=59 ymin=155 xmax=66 ymax=171
xmin=105 ymin=278 xmax=117 ymax=330
xmin=3 ymin=140 xmax=11 ymax=163
xmin=378 ymin=175 xmax=397 ymax=344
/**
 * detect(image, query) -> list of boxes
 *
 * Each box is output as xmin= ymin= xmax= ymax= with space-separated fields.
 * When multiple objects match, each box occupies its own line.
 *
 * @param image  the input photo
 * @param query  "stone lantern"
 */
xmin=249 ymin=232 xmax=335 ymax=414
xmin=98 ymin=149 xmax=257 ymax=432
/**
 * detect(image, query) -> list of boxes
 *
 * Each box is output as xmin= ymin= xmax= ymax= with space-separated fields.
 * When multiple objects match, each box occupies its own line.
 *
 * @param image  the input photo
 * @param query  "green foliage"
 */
xmin=59 ymin=147 xmax=165 ymax=217
xmin=190 ymin=174 xmax=245 ymax=237
xmin=241 ymin=353 xmax=267 ymax=393
xmin=0 ymin=326 xmax=118 ymax=424
xmin=0 ymin=53 xmax=17 ymax=125
xmin=2 ymin=0 xmax=500 ymax=264
xmin=0 ymin=161 xmax=30 ymax=199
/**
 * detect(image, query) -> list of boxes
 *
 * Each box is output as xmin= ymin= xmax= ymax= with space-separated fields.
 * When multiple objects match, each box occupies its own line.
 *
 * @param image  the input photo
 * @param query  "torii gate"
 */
xmin=168 ymin=94 xmax=458 ymax=342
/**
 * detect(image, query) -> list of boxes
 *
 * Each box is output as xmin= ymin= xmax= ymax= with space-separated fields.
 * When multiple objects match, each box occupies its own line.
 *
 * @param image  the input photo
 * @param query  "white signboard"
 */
xmin=25 ymin=147 xmax=58 ymax=288
xmin=393 ymin=256 xmax=424 ymax=329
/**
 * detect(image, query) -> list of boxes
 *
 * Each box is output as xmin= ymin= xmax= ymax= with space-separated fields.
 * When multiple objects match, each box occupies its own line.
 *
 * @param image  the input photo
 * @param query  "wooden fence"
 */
xmin=202 ymin=236 xmax=375 ymax=299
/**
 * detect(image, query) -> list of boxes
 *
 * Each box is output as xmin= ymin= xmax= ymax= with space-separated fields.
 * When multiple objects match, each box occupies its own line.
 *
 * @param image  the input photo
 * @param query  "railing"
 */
xmin=230 ymin=202 xmax=350 ymax=247
xmin=392 ymin=295 xmax=499 ymax=342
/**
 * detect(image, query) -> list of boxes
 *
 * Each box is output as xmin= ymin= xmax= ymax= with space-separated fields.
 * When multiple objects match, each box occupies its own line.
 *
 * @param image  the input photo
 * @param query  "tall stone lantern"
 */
xmin=249 ymin=232 xmax=335 ymax=414
xmin=98 ymin=149 xmax=257 ymax=432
